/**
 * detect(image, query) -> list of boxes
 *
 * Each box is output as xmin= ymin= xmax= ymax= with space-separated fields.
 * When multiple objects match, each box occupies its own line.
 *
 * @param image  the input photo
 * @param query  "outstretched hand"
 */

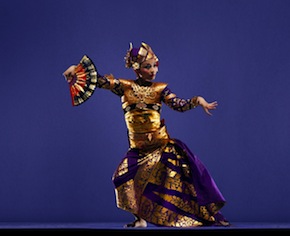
xmin=62 ymin=65 xmax=76 ymax=83
xmin=197 ymin=97 xmax=218 ymax=116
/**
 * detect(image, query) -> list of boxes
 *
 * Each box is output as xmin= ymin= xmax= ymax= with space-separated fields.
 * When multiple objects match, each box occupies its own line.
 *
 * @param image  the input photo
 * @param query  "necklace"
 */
xmin=131 ymin=82 xmax=156 ymax=102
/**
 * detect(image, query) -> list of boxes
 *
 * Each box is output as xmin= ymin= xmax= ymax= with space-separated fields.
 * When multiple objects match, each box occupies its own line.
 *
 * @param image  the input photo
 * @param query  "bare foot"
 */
xmin=124 ymin=218 xmax=147 ymax=228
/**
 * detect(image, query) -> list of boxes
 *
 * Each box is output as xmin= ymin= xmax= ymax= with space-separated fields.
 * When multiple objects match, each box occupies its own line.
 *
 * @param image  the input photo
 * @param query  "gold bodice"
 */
xmin=125 ymin=109 xmax=161 ymax=133
xmin=120 ymin=79 xmax=170 ymax=151
xmin=120 ymin=79 xmax=167 ymax=133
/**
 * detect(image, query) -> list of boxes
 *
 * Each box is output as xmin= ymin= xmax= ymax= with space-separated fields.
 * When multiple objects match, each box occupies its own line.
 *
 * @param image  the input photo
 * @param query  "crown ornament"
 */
xmin=124 ymin=42 xmax=158 ymax=69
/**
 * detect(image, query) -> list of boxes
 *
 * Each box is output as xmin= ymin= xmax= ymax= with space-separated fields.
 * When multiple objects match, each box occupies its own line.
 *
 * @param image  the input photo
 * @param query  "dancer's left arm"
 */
xmin=162 ymin=86 xmax=218 ymax=115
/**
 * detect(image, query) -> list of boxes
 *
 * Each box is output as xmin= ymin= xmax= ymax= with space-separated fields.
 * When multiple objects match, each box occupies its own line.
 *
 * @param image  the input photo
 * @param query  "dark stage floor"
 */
xmin=0 ymin=222 xmax=289 ymax=234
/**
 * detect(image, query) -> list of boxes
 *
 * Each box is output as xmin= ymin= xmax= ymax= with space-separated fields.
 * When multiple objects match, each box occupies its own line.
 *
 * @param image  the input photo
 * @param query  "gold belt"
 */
xmin=128 ymin=125 xmax=170 ymax=151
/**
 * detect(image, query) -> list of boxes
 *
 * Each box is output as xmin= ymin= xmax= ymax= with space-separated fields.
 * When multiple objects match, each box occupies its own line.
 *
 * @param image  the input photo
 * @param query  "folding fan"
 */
xmin=68 ymin=55 xmax=97 ymax=106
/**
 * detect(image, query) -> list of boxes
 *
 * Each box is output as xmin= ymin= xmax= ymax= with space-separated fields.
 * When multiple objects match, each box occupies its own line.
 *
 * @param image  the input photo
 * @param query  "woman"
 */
xmin=63 ymin=42 xmax=229 ymax=228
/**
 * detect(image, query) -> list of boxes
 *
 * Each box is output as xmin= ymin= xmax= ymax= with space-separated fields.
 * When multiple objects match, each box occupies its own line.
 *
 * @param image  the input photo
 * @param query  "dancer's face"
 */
xmin=137 ymin=58 xmax=159 ymax=81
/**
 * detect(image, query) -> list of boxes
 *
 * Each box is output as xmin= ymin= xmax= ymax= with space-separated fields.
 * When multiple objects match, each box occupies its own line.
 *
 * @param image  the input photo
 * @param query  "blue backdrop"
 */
xmin=1 ymin=0 xmax=290 ymax=223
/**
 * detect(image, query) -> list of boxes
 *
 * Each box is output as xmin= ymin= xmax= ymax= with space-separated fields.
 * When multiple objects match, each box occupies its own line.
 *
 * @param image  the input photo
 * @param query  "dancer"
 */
xmin=63 ymin=42 xmax=229 ymax=227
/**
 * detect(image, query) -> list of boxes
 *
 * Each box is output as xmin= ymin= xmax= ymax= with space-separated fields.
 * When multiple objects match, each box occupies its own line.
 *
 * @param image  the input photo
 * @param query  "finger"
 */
xmin=63 ymin=73 xmax=73 ymax=83
xmin=63 ymin=71 xmax=70 ymax=77
xmin=204 ymin=108 xmax=212 ymax=116
xmin=207 ymin=105 xmax=216 ymax=110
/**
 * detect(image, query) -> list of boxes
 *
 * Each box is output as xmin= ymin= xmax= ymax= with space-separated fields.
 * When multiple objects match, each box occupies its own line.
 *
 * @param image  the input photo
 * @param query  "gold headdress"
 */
xmin=124 ymin=42 xmax=158 ymax=70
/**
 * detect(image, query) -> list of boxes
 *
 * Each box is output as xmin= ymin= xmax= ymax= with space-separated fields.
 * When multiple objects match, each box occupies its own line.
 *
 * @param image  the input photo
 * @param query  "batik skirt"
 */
xmin=112 ymin=138 xmax=229 ymax=227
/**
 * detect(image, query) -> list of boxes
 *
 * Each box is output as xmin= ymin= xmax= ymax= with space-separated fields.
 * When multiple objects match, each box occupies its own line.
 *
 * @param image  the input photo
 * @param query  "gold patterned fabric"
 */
xmin=112 ymin=139 xmax=228 ymax=227
xmin=93 ymin=73 xmax=229 ymax=227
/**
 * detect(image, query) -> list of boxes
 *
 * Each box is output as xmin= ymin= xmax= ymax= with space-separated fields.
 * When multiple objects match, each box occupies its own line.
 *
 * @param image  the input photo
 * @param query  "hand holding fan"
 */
xmin=64 ymin=55 xmax=98 ymax=106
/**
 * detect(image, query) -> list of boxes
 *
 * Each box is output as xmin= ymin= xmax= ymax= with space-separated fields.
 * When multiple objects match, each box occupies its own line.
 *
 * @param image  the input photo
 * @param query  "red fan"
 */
xmin=68 ymin=55 xmax=98 ymax=106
